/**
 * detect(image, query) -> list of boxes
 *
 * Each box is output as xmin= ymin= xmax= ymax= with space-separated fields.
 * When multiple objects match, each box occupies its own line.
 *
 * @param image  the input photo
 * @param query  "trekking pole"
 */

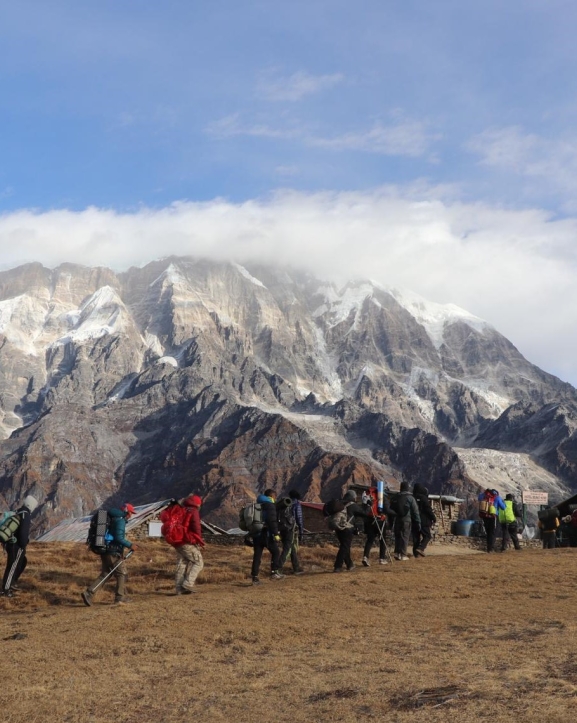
xmin=91 ymin=550 xmax=134 ymax=593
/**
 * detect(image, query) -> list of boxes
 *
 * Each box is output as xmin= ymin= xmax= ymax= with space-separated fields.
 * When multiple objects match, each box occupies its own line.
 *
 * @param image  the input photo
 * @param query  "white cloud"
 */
xmin=468 ymin=126 xmax=577 ymax=206
xmin=257 ymin=70 xmax=344 ymax=102
xmin=309 ymin=119 xmax=439 ymax=158
xmin=207 ymin=113 xmax=439 ymax=158
xmin=1 ymin=188 xmax=577 ymax=384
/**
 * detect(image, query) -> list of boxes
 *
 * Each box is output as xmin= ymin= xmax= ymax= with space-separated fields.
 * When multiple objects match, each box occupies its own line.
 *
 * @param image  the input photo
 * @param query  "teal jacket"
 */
xmin=108 ymin=508 xmax=133 ymax=553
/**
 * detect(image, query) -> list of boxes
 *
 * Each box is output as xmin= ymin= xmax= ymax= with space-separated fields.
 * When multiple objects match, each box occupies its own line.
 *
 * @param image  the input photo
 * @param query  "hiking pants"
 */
xmin=413 ymin=525 xmax=432 ymax=554
xmin=500 ymin=522 xmax=520 ymax=551
xmin=482 ymin=517 xmax=497 ymax=552
xmin=175 ymin=544 xmax=204 ymax=591
xmin=363 ymin=522 xmax=387 ymax=560
xmin=2 ymin=542 xmax=27 ymax=592
xmin=280 ymin=528 xmax=301 ymax=572
xmin=542 ymin=531 xmax=557 ymax=549
xmin=394 ymin=519 xmax=411 ymax=556
xmin=334 ymin=528 xmax=355 ymax=570
xmin=87 ymin=554 xmax=127 ymax=601
xmin=251 ymin=532 xmax=281 ymax=578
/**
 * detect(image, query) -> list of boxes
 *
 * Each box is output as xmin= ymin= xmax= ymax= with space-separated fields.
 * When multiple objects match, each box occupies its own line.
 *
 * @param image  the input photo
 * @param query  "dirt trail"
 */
xmin=0 ymin=542 xmax=575 ymax=722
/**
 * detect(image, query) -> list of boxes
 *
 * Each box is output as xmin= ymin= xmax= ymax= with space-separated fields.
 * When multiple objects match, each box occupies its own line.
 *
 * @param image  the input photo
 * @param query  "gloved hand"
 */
xmin=274 ymin=535 xmax=281 ymax=542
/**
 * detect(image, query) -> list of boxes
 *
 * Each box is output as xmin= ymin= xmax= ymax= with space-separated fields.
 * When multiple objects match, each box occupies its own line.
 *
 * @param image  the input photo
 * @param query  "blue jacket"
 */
xmin=292 ymin=500 xmax=304 ymax=538
xmin=108 ymin=508 xmax=133 ymax=553
xmin=477 ymin=492 xmax=506 ymax=512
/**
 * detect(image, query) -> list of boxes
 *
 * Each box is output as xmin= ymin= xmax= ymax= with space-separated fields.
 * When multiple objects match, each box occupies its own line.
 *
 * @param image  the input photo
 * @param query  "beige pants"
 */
xmin=175 ymin=544 xmax=204 ymax=591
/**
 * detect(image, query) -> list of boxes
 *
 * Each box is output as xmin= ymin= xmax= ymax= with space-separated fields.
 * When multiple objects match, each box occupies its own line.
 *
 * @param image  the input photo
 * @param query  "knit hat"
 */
xmin=400 ymin=482 xmax=410 ymax=493
xmin=183 ymin=494 xmax=202 ymax=508
xmin=122 ymin=503 xmax=136 ymax=515
xmin=343 ymin=490 xmax=357 ymax=502
xmin=22 ymin=495 xmax=38 ymax=513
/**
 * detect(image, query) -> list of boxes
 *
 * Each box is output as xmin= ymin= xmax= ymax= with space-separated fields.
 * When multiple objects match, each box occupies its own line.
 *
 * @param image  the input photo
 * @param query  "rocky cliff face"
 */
xmin=0 ymin=257 xmax=574 ymax=532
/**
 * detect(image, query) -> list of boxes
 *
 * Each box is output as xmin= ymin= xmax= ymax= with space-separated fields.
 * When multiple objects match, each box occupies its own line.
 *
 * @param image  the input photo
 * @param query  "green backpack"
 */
xmin=0 ymin=511 xmax=21 ymax=544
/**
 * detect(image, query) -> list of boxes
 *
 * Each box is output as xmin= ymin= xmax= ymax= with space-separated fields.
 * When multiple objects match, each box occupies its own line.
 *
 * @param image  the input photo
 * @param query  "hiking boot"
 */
xmin=393 ymin=553 xmax=401 ymax=561
xmin=362 ymin=556 xmax=370 ymax=567
xmin=114 ymin=597 xmax=132 ymax=605
xmin=333 ymin=568 xmax=343 ymax=573
xmin=414 ymin=549 xmax=426 ymax=558
xmin=379 ymin=558 xmax=388 ymax=565
xmin=4 ymin=590 xmax=13 ymax=599
xmin=81 ymin=591 xmax=93 ymax=607
xmin=251 ymin=577 xmax=261 ymax=586
xmin=398 ymin=555 xmax=410 ymax=561
xmin=294 ymin=569 xmax=305 ymax=575
xmin=346 ymin=565 xmax=356 ymax=572
xmin=178 ymin=588 xmax=195 ymax=595
xmin=270 ymin=571 xmax=285 ymax=580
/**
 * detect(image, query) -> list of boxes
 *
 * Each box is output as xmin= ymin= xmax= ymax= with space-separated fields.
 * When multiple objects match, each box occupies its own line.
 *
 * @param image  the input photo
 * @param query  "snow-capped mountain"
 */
xmin=0 ymin=257 xmax=574 ymax=531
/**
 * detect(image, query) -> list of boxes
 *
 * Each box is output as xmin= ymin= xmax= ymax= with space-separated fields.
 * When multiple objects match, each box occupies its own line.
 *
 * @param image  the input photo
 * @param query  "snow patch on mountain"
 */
xmin=313 ymin=282 xmax=373 ymax=328
xmin=386 ymin=287 xmax=490 ymax=349
xmin=150 ymin=263 xmax=188 ymax=289
xmin=0 ymin=294 xmax=47 ymax=356
xmin=232 ymin=263 xmax=267 ymax=289
xmin=311 ymin=324 xmax=343 ymax=401
xmin=54 ymin=286 xmax=128 ymax=346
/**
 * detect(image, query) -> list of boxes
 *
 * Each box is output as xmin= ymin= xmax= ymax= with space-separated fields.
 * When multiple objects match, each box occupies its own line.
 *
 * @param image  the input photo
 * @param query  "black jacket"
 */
xmin=414 ymin=496 xmax=436 ymax=529
xmin=14 ymin=506 xmax=32 ymax=548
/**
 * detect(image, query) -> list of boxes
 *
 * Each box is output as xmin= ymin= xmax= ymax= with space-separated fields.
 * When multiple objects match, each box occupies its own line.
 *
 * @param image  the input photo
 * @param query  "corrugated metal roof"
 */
xmin=37 ymin=500 xmax=171 ymax=542
xmin=36 ymin=500 xmax=232 ymax=542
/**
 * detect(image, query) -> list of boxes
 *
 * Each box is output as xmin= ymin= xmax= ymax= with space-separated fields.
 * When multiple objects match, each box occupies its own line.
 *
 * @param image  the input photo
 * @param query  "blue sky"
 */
xmin=2 ymin=1 xmax=577 ymax=383
xmin=2 ymin=0 xmax=576 ymax=211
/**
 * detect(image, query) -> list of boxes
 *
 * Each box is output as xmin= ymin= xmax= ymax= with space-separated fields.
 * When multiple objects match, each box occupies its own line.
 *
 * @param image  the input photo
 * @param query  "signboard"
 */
xmin=522 ymin=490 xmax=549 ymax=506
xmin=148 ymin=521 xmax=163 ymax=537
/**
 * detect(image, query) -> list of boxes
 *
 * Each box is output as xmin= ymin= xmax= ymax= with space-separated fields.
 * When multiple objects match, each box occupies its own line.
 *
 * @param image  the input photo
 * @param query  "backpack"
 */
xmin=160 ymin=503 xmax=192 ymax=547
xmin=277 ymin=499 xmax=296 ymax=532
xmin=238 ymin=503 xmax=264 ymax=535
xmin=390 ymin=493 xmax=411 ymax=518
xmin=327 ymin=503 xmax=354 ymax=532
xmin=0 ymin=511 xmax=21 ymax=544
xmin=323 ymin=499 xmax=345 ymax=517
xmin=479 ymin=493 xmax=496 ymax=518
xmin=86 ymin=509 xmax=113 ymax=554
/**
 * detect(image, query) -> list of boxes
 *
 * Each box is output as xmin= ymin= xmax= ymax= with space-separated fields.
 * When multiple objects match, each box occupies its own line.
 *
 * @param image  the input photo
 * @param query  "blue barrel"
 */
xmin=453 ymin=519 xmax=476 ymax=537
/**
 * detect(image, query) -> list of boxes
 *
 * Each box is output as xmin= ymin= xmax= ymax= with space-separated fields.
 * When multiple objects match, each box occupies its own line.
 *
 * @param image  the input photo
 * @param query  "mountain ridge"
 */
xmin=0 ymin=256 xmax=575 ymax=532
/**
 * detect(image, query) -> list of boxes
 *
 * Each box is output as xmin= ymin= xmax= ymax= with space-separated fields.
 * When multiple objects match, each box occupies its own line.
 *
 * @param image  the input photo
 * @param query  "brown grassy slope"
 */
xmin=1 ymin=542 xmax=576 ymax=722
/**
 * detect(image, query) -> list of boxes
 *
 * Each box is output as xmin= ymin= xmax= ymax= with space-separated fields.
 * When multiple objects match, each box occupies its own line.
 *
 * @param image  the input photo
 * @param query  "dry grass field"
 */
xmin=1 ymin=540 xmax=576 ymax=722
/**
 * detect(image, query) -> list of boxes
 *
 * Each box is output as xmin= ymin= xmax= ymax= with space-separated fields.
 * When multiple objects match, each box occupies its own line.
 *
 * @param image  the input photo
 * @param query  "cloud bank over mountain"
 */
xmin=1 ymin=187 xmax=576 ymax=383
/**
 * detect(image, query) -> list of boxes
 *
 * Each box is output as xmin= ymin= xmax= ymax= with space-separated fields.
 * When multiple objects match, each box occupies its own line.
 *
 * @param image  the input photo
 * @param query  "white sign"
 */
xmin=522 ymin=490 xmax=549 ymax=506
xmin=148 ymin=521 xmax=163 ymax=537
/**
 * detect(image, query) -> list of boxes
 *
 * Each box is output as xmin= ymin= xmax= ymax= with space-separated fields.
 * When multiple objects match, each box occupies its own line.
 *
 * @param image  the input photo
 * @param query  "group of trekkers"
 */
xmin=0 ymin=482 xmax=570 ymax=604
xmin=241 ymin=481 xmax=439 ymax=584
xmin=477 ymin=487 xmax=572 ymax=553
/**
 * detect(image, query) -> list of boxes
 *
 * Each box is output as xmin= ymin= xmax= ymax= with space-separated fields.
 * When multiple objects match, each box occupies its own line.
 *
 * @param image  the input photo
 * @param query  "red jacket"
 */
xmin=184 ymin=504 xmax=204 ymax=547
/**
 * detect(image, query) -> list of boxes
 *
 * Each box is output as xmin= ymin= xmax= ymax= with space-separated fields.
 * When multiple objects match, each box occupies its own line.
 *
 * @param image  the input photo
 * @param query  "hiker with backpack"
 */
xmin=412 ymin=484 xmax=436 ymax=558
xmin=361 ymin=487 xmax=393 ymax=566
xmin=81 ymin=503 xmax=138 ymax=606
xmin=250 ymin=489 xmax=284 ymax=585
xmin=278 ymin=490 xmax=305 ymax=575
xmin=499 ymin=494 xmax=521 ymax=551
xmin=1 ymin=495 xmax=38 ymax=598
xmin=328 ymin=489 xmax=370 ymax=573
xmin=538 ymin=507 xmax=560 ymax=549
xmin=160 ymin=495 xmax=205 ymax=595
xmin=392 ymin=482 xmax=420 ymax=561
xmin=478 ymin=488 xmax=506 ymax=553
